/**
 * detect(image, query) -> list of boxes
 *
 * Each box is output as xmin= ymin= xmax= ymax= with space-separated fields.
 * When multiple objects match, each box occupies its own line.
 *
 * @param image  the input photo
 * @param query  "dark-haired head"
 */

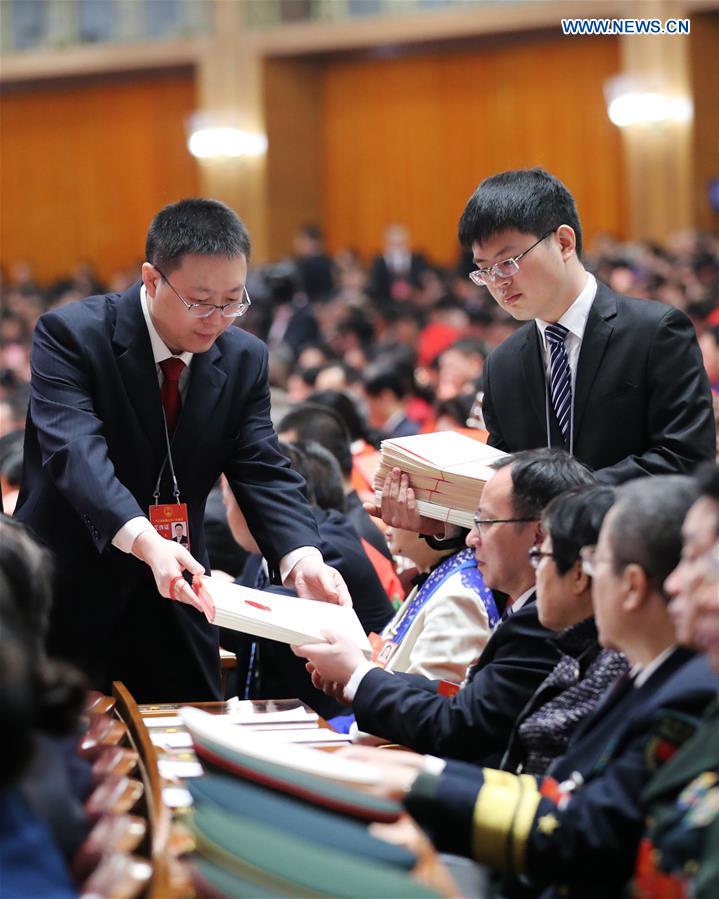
xmin=0 ymin=517 xmax=86 ymax=761
xmin=294 ymin=441 xmax=346 ymax=513
xmin=458 ymin=168 xmax=583 ymax=259
xmin=542 ymin=485 xmax=616 ymax=575
xmin=492 ymin=447 xmax=595 ymax=521
xmin=278 ymin=403 xmax=353 ymax=479
xmin=145 ymin=198 xmax=251 ymax=274
xmin=608 ymin=476 xmax=699 ymax=598
xmin=307 ymin=389 xmax=370 ymax=444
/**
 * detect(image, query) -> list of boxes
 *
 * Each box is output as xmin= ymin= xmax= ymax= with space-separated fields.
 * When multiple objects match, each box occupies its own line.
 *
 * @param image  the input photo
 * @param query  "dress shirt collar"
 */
xmin=140 ymin=284 xmax=193 ymax=369
xmin=535 ymin=271 xmax=597 ymax=347
xmin=509 ymin=586 xmax=535 ymax=614
xmin=631 ymin=644 xmax=677 ymax=689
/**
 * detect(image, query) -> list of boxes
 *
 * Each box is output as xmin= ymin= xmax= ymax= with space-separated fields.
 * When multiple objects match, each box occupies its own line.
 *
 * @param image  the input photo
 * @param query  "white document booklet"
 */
xmin=192 ymin=575 xmax=372 ymax=655
xmin=374 ymin=431 xmax=508 ymax=527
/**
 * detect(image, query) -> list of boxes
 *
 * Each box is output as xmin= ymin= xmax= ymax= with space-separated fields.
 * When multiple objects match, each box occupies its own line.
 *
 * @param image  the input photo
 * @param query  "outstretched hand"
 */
xmin=132 ymin=528 xmax=207 ymax=613
xmin=291 ymin=556 xmax=352 ymax=607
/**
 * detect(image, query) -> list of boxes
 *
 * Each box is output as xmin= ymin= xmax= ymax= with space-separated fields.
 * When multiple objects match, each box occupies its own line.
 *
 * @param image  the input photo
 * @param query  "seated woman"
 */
xmin=0 ymin=516 xmax=89 ymax=898
xmin=371 ymin=525 xmax=497 ymax=682
xmin=500 ymin=484 xmax=628 ymax=774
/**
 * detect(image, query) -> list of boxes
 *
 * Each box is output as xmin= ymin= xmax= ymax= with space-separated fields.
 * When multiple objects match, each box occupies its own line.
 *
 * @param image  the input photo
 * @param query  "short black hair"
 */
xmin=296 ymin=441 xmax=346 ymax=513
xmin=277 ymin=403 xmax=353 ymax=479
xmin=492 ymin=448 xmax=595 ymax=522
xmin=694 ymin=462 xmax=719 ymax=538
xmin=308 ymin=389 xmax=370 ymax=443
xmin=458 ymin=168 xmax=583 ymax=259
xmin=364 ymin=362 xmax=414 ymax=400
xmin=542 ymin=485 xmax=616 ymax=576
xmin=608 ymin=476 xmax=699 ymax=598
xmin=145 ymin=198 xmax=251 ymax=273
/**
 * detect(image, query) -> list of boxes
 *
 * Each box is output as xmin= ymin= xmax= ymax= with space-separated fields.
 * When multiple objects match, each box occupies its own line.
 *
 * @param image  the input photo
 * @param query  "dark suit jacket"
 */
xmin=482 ymin=282 xmax=715 ymax=483
xmin=353 ymin=593 xmax=561 ymax=764
xmin=15 ymin=283 xmax=321 ymax=702
xmin=222 ymin=506 xmax=394 ymax=715
xmin=369 ymin=253 xmax=427 ymax=303
xmin=405 ymin=650 xmax=718 ymax=898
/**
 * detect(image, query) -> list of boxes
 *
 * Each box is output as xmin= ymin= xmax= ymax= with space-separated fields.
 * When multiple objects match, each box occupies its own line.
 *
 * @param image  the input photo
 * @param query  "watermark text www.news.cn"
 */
xmin=561 ymin=18 xmax=690 ymax=36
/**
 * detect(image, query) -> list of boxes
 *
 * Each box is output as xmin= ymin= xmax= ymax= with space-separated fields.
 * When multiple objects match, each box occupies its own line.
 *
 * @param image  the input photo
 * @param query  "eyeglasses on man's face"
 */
xmin=469 ymin=230 xmax=555 ymax=287
xmin=472 ymin=514 xmax=538 ymax=534
xmin=154 ymin=265 xmax=251 ymax=319
xmin=528 ymin=547 xmax=555 ymax=570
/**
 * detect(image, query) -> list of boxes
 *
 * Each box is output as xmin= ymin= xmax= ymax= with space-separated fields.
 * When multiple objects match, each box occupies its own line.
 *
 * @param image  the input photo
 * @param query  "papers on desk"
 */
xmin=143 ymin=700 xmax=319 ymax=730
xmin=374 ymin=431 xmax=508 ymax=528
xmin=192 ymin=575 xmax=372 ymax=654
xmin=180 ymin=707 xmax=379 ymax=787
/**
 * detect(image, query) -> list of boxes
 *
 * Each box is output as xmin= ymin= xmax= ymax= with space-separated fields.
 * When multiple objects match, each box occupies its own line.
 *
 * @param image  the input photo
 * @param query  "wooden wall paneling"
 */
xmin=690 ymin=10 xmax=719 ymax=233
xmin=263 ymin=57 xmax=324 ymax=260
xmin=320 ymin=36 xmax=625 ymax=265
xmin=0 ymin=72 xmax=199 ymax=284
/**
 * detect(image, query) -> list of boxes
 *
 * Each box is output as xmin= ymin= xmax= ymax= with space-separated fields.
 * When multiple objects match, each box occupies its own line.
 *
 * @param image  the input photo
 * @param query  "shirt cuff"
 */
xmin=279 ymin=546 xmax=323 ymax=584
xmin=344 ymin=659 xmax=379 ymax=702
xmin=422 ymin=755 xmax=447 ymax=777
xmin=112 ymin=517 xmax=155 ymax=554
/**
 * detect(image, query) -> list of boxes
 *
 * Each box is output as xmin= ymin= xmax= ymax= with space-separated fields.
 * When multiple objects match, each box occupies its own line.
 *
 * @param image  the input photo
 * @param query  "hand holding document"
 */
xmin=191 ymin=575 xmax=371 ymax=654
xmin=372 ymin=431 xmax=508 ymax=528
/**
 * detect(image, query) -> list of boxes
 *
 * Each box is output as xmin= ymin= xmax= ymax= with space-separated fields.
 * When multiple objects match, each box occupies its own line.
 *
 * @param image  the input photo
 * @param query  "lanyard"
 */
xmin=153 ymin=410 xmax=182 ymax=505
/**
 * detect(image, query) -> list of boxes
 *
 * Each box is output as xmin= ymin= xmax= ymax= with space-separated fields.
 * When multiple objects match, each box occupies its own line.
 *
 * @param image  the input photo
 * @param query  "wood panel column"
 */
xmin=195 ymin=0 xmax=269 ymax=261
xmin=618 ymin=0 xmax=694 ymax=242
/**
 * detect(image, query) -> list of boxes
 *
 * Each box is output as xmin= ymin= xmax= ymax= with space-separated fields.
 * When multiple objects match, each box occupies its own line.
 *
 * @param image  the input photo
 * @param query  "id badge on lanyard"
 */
xmin=148 ymin=411 xmax=190 ymax=551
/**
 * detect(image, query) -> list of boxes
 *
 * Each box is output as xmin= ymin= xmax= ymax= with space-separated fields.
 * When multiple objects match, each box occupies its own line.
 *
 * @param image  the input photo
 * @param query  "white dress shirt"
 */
xmin=112 ymin=286 xmax=320 ymax=582
xmin=535 ymin=272 xmax=597 ymax=390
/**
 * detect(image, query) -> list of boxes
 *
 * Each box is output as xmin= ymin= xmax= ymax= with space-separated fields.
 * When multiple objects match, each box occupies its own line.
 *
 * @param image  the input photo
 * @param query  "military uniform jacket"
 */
xmin=404 ymin=650 xmax=719 ymax=898
xmin=635 ymin=694 xmax=719 ymax=899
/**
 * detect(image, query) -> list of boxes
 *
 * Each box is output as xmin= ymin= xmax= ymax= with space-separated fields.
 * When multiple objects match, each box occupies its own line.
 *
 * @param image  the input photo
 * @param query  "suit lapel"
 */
xmin=112 ymin=283 xmax=166 ymax=457
xmin=519 ymin=328 xmax=550 ymax=436
xmin=573 ymin=284 xmax=617 ymax=438
xmin=170 ymin=341 xmax=227 ymax=460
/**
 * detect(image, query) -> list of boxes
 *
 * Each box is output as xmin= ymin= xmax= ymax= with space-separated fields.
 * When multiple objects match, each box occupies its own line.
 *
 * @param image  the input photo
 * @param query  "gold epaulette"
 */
xmin=471 ymin=769 xmax=542 ymax=874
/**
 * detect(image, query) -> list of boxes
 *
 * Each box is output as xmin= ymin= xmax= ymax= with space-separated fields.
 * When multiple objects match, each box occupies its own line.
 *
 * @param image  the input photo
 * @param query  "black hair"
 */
xmin=277 ymin=443 xmax=316 ymax=505
xmin=458 ymin=168 xmax=583 ymax=259
xmin=145 ymin=198 xmax=251 ymax=273
xmin=363 ymin=362 xmax=414 ymax=400
xmin=609 ymin=476 xmax=699 ymax=598
xmin=0 ymin=517 xmax=86 ymax=744
xmin=277 ymin=403 xmax=353 ymax=478
xmin=694 ymin=462 xmax=719 ymax=538
xmin=296 ymin=441 xmax=346 ymax=513
xmin=434 ymin=394 xmax=474 ymax=427
xmin=444 ymin=338 xmax=489 ymax=360
xmin=308 ymin=389 xmax=371 ymax=443
xmin=542 ymin=485 xmax=616 ymax=576
xmin=492 ymin=448 xmax=595 ymax=522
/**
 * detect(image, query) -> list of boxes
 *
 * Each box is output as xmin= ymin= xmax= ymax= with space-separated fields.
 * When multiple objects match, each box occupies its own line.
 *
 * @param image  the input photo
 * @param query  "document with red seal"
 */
xmin=191 ymin=574 xmax=372 ymax=655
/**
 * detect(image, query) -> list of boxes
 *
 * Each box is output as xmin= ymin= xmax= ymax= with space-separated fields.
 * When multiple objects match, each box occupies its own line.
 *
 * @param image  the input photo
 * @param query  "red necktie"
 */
xmin=160 ymin=357 xmax=185 ymax=433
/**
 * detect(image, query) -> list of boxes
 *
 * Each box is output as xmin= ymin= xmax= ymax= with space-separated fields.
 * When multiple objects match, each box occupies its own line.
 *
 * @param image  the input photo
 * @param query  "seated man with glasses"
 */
xmin=293 ymin=447 xmax=593 ymax=765
xmin=340 ymin=474 xmax=718 ymax=899
xmin=15 ymin=198 xmax=350 ymax=704
xmin=460 ymin=167 xmax=714 ymax=483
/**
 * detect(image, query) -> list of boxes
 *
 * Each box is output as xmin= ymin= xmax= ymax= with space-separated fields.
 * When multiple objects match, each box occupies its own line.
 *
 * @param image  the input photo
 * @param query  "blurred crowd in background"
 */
xmin=2 ymin=222 xmax=719 ymax=515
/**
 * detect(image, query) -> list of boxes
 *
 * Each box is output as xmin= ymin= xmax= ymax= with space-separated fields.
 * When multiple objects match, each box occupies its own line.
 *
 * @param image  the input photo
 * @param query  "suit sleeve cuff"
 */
xmin=344 ymin=659 xmax=379 ymax=701
xmin=279 ymin=546 xmax=323 ymax=584
xmin=112 ymin=517 xmax=155 ymax=554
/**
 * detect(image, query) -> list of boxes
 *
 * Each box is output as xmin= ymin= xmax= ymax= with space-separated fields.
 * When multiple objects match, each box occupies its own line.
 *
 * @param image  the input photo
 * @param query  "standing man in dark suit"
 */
xmin=459 ymin=168 xmax=715 ymax=483
xmin=294 ymin=448 xmax=593 ymax=765
xmin=15 ymin=199 xmax=350 ymax=703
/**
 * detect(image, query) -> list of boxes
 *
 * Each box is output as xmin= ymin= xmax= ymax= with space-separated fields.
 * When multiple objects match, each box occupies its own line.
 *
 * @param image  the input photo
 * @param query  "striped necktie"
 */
xmin=545 ymin=323 xmax=572 ymax=445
